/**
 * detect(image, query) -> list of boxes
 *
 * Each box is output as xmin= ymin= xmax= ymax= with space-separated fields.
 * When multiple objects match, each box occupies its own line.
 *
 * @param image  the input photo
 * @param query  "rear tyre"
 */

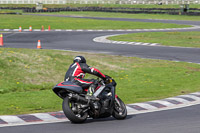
xmin=112 ymin=97 xmax=127 ymax=120
xmin=62 ymin=97 xmax=88 ymax=123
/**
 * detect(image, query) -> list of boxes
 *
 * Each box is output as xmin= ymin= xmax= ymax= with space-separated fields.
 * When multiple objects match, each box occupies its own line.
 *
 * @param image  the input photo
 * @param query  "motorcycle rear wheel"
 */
xmin=62 ymin=97 xmax=88 ymax=123
xmin=112 ymin=97 xmax=127 ymax=120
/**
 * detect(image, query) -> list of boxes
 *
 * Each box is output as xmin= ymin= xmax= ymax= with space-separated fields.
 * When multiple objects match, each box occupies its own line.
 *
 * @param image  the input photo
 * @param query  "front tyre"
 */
xmin=112 ymin=97 xmax=127 ymax=120
xmin=62 ymin=97 xmax=88 ymax=123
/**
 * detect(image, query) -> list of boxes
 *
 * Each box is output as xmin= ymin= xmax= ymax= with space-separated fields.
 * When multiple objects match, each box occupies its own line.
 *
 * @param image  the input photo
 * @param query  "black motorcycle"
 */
xmin=52 ymin=76 xmax=127 ymax=123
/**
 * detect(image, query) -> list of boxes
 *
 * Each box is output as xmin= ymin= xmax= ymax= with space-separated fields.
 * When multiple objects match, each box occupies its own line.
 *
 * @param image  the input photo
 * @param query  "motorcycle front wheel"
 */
xmin=62 ymin=97 xmax=88 ymax=123
xmin=112 ymin=97 xmax=127 ymax=120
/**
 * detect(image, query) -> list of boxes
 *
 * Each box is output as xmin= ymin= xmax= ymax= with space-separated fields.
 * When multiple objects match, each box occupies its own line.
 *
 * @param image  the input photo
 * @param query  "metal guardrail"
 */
xmin=0 ymin=0 xmax=66 ymax=4
xmin=0 ymin=0 xmax=200 ymax=4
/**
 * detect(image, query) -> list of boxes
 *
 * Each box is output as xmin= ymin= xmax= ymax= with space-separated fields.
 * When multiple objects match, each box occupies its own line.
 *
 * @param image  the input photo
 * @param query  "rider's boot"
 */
xmin=87 ymin=83 xmax=96 ymax=96
xmin=87 ymin=83 xmax=99 ymax=109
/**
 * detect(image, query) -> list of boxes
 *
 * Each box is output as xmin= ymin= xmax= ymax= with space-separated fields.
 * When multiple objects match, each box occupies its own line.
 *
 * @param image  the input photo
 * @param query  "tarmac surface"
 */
xmin=2 ymin=29 xmax=200 ymax=64
xmin=1 ymin=104 xmax=200 ymax=133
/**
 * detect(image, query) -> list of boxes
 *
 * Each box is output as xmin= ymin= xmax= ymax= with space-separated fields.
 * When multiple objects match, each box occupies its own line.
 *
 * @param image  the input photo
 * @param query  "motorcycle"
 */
xmin=52 ymin=76 xmax=127 ymax=123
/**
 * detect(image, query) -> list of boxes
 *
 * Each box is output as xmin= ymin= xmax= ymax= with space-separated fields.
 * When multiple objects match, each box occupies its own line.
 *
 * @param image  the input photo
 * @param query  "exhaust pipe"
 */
xmin=69 ymin=94 xmax=89 ymax=104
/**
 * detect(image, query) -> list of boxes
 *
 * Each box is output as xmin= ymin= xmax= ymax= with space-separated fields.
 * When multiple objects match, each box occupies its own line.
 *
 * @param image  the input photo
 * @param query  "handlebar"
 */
xmin=98 ymin=75 xmax=116 ymax=86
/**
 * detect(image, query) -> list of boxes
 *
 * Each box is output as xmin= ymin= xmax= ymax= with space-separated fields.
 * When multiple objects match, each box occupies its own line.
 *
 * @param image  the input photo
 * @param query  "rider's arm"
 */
xmin=81 ymin=63 xmax=106 ymax=80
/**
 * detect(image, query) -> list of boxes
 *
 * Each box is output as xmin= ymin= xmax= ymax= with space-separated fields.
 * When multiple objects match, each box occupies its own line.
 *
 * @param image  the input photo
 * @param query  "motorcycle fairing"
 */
xmin=52 ymin=81 xmax=83 ymax=99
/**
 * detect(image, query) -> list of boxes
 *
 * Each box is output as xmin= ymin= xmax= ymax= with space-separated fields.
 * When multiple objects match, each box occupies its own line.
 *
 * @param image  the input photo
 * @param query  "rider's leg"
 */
xmin=73 ymin=78 xmax=99 ymax=109
xmin=73 ymin=78 xmax=97 ymax=95
xmin=87 ymin=80 xmax=98 ymax=96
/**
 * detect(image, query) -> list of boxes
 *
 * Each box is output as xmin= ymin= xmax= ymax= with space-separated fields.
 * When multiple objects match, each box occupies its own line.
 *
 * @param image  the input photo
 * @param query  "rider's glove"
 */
xmin=104 ymin=75 xmax=111 ymax=84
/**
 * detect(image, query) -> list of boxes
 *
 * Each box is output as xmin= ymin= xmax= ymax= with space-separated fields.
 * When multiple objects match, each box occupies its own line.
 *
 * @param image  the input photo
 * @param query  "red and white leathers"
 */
xmin=64 ymin=62 xmax=106 ymax=90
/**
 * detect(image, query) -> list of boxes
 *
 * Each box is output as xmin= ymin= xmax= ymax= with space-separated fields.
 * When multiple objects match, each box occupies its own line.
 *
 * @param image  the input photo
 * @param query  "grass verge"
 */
xmin=108 ymin=31 xmax=200 ymax=48
xmin=44 ymin=11 xmax=200 ymax=21
xmin=0 ymin=9 xmax=23 ymax=14
xmin=0 ymin=48 xmax=200 ymax=115
xmin=0 ymin=15 xmax=190 ymax=29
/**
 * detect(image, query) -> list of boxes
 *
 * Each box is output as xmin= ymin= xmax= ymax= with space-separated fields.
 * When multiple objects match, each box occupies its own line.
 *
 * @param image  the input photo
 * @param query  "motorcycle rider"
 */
xmin=64 ymin=56 xmax=107 ymax=96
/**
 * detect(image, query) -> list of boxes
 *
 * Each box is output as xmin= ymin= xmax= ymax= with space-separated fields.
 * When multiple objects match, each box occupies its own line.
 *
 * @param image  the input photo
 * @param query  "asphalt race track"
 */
xmin=1 ymin=16 xmax=200 ymax=133
xmin=3 ymin=30 xmax=200 ymax=63
xmin=1 ymin=104 xmax=200 ymax=133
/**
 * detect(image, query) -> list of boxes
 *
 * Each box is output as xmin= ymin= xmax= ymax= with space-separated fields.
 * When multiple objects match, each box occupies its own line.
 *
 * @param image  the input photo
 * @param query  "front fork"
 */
xmin=114 ymin=95 xmax=121 ymax=108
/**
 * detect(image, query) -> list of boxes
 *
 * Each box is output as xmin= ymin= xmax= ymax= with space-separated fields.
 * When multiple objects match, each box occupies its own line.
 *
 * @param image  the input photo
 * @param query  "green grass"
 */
xmin=108 ymin=31 xmax=200 ymax=48
xmin=0 ymin=15 xmax=190 ymax=29
xmin=0 ymin=90 xmax=61 ymax=115
xmin=0 ymin=48 xmax=200 ymax=115
xmin=0 ymin=9 xmax=23 ymax=14
xmin=45 ymin=11 xmax=200 ymax=21
xmin=0 ymin=31 xmax=9 ymax=33
xmin=0 ymin=4 xmax=199 ymax=8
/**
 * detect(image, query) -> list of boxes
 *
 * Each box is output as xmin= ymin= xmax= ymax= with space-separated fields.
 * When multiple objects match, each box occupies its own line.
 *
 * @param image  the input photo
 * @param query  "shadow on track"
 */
xmin=61 ymin=114 xmax=136 ymax=125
